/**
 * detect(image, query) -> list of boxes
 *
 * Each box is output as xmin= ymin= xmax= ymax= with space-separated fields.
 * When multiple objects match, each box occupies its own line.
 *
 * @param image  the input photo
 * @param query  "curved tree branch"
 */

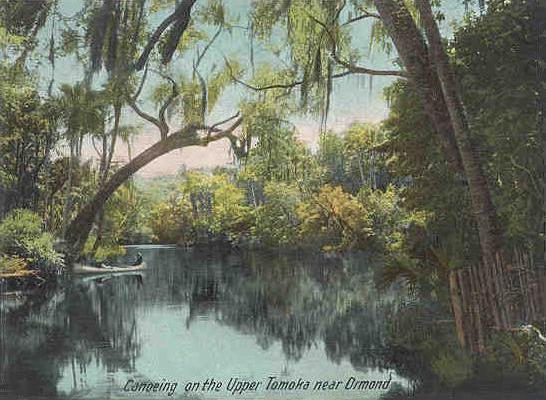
xmin=342 ymin=11 xmax=380 ymax=26
xmin=128 ymin=100 xmax=163 ymax=133
xmin=128 ymin=67 xmax=180 ymax=139
xmin=225 ymin=58 xmax=352 ymax=92
xmin=150 ymin=69 xmax=179 ymax=138
xmin=195 ymin=25 xmax=222 ymax=70
xmin=192 ymin=26 xmax=223 ymax=123
xmin=306 ymin=13 xmax=407 ymax=78
xmin=65 ymin=112 xmax=243 ymax=258
xmin=134 ymin=0 xmax=197 ymax=71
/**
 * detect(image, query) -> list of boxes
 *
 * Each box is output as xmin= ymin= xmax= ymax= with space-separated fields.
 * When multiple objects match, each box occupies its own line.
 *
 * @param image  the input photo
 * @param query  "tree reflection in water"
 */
xmin=0 ymin=274 xmax=144 ymax=398
xmin=0 ymin=247 xmax=463 ymax=399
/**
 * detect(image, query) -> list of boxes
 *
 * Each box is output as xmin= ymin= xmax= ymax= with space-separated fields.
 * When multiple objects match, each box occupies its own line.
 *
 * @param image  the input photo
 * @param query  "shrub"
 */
xmin=149 ymin=196 xmax=194 ymax=244
xmin=254 ymin=182 xmax=301 ymax=246
xmin=0 ymin=209 xmax=63 ymax=272
xmin=358 ymin=185 xmax=428 ymax=253
xmin=0 ymin=255 xmax=28 ymax=274
xmin=298 ymin=185 xmax=372 ymax=252
xmin=431 ymin=351 xmax=473 ymax=388
xmin=482 ymin=330 xmax=546 ymax=386
xmin=211 ymin=181 xmax=254 ymax=243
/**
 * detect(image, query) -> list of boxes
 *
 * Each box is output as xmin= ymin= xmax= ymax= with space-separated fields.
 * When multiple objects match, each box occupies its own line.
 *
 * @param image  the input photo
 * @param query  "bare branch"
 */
xmin=202 ymin=116 xmax=244 ymax=152
xmin=132 ymin=63 xmax=149 ymax=102
xmin=128 ymin=100 xmax=163 ymax=133
xmin=91 ymin=136 xmax=102 ymax=159
xmin=342 ymin=11 xmax=380 ymax=26
xmin=149 ymin=67 xmax=177 ymax=87
xmin=208 ymin=112 xmax=241 ymax=132
xmin=307 ymin=13 xmax=407 ymax=78
xmin=190 ymin=26 xmax=223 ymax=124
xmin=171 ymin=115 xmax=243 ymax=149
xmin=150 ymin=69 xmax=180 ymax=138
xmin=195 ymin=26 xmax=222 ymax=70
xmin=225 ymin=58 xmax=352 ymax=92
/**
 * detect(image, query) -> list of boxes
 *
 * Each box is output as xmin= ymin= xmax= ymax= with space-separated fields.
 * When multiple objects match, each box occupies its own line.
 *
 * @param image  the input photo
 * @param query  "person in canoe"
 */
xmin=130 ymin=252 xmax=143 ymax=266
xmin=98 ymin=252 xmax=142 ymax=269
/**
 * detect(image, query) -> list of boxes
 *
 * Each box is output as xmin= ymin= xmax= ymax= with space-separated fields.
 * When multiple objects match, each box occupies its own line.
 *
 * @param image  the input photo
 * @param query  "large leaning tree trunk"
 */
xmin=373 ymin=0 xmax=503 ymax=263
xmin=63 ymin=0 xmax=210 ymax=259
xmin=414 ymin=0 xmax=503 ymax=263
xmin=64 ymin=118 xmax=242 ymax=259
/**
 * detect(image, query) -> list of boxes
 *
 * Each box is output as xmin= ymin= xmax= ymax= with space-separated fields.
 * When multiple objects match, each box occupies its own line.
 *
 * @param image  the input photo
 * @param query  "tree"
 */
xmin=57 ymin=83 xmax=105 ymax=235
xmin=0 ymin=66 xmax=60 ymax=210
xmin=0 ymin=209 xmax=63 ymax=274
xmin=373 ymin=0 xmax=502 ymax=264
xmin=59 ymin=1 xmax=246 ymax=257
xmin=343 ymin=123 xmax=386 ymax=192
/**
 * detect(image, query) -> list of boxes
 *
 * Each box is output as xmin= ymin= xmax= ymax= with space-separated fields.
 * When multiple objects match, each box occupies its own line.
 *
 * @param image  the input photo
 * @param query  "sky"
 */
xmin=31 ymin=0 xmax=470 ymax=178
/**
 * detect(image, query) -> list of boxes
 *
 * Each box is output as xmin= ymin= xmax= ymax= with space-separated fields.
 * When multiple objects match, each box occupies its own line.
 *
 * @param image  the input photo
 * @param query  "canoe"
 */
xmin=73 ymin=262 xmax=147 ymax=275
xmin=75 ymin=271 xmax=145 ymax=284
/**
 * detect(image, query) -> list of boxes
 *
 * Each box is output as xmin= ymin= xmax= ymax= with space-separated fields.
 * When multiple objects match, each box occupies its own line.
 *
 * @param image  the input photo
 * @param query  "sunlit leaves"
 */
xmin=197 ymin=0 xmax=226 ymax=27
xmin=58 ymin=83 xmax=105 ymax=139
xmin=254 ymin=181 xmax=301 ymax=246
xmin=0 ymin=26 xmax=24 ymax=55
xmin=298 ymin=185 xmax=372 ymax=252
xmin=174 ymin=22 xmax=208 ymax=56
xmin=149 ymin=172 xmax=253 ymax=245
xmin=206 ymin=63 xmax=234 ymax=113
xmin=250 ymin=0 xmax=354 ymax=117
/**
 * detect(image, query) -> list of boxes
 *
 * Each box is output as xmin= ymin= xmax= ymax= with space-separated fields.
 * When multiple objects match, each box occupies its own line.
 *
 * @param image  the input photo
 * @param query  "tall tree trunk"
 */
xmin=372 ymin=1 xmax=464 ymax=176
xmin=373 ymin=0 xmax=503 ymax=263
xmin=415 ymin=0 xmax=502 ymax=262
xmin=538 ymin=0 xmax=546 ymax=266
xmin=64 ymin=126 xmax=221 ymax=259
xmin=93 ymin=103 xmax=122 ymax=253
xmin=357 ymin=154 xmax=366 ymax=187
xmin=61 ymin=139 xmax=76 ymax=237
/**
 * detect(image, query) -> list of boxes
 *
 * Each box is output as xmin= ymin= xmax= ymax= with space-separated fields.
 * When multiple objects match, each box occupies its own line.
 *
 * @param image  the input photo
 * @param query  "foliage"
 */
xmin=148 ymin=172 xmax=254 ymax=245
xmin=0 ymin=255 xmax=27 ymax=275
xmin=452 ymin=0 xmax=542 ymax=251
xmin=83 ymin=236 xmax=126 ymax=264
xmin=316 ymin=124 xmax=390 ymax=194
xmin=298 ymin=185 xmax=372 ymax=252
xmin=430 ymin=351 xmax=473 ymax=388
xmin=0 ymin=66 xmax=60 ymax=209
xmin=103 ymin=182 xmax=149 ymax=244
xmin=0 ymin=209 xmax=63 ymax=272
xmin=210 ymin=179 xmax=254 ymax=242
xmin=254 ymin=182 xmax=301 ymax=246
xmin=481 ymin=330 xmax=546 ymax=386
xmin=359 ymin=185 xmax=428 ymax=252
xmin=149 ymin=195 xmax=194 ymax=245
xmin=317 ymin=132 xmax=346 ymax=187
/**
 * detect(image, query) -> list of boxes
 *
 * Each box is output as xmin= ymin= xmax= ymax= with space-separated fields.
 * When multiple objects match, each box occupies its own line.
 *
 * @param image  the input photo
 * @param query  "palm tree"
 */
xmin=58 ymin=83 xmax=105 ymax=236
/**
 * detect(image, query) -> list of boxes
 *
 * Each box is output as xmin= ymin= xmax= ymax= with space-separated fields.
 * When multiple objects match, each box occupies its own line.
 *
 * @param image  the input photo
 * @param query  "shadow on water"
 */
xmin=0 ymin=246 xmax=544 ymax=400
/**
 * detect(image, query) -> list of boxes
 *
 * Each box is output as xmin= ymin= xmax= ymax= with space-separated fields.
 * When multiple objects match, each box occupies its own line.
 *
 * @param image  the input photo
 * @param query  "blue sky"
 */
xmin=30 ymin=0 xmax=471 ymax=177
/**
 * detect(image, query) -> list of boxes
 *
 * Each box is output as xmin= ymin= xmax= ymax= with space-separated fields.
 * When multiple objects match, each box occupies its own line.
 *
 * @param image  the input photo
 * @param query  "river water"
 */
xmin=0 ymin=246 xmax=418 ymax=399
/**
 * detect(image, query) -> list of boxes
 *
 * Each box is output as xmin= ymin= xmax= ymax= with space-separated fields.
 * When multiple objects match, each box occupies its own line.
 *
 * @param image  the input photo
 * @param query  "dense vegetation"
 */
xmin=146 ymin=124 xmax=424 ymax=258
xmin=0 ymin=0 xmax=543 ymax=393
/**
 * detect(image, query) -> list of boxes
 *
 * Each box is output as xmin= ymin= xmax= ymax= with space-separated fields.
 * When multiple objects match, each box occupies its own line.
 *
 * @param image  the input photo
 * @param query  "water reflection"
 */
xmin=0 ymin=246 xmax=476 ymax=399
